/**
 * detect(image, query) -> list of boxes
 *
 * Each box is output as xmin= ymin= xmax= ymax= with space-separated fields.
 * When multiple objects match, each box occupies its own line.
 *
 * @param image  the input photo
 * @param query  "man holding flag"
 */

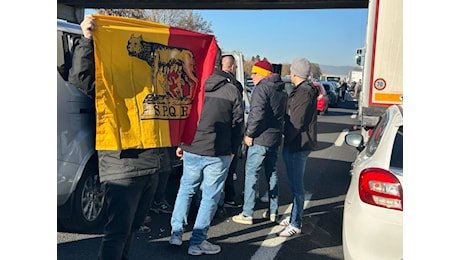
xmin=68 ymin=14 xmax=218 ymax=260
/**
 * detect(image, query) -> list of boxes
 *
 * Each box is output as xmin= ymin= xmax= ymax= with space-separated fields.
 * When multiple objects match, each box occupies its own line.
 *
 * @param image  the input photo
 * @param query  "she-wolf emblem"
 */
xmin=126 ymin=34 xmax=199 ymax=119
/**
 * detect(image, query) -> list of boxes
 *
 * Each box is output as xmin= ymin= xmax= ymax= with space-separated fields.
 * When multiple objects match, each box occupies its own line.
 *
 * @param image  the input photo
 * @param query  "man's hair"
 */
xmin=222 ymin=55 xmax=235 ymax=70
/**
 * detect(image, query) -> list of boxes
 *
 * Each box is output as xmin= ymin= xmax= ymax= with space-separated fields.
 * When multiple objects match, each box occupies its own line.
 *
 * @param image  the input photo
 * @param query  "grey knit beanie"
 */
xmin=290 ymin=58 xmax=311 ymax=79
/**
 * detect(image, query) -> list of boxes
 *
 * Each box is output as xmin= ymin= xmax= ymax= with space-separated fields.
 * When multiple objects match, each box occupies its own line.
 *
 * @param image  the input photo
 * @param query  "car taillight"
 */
xmin=317 ymin=94 xmax=323 ymax=100
xmin=358 ymin=168 xmax=403 ymax=211
xmin=367 ymin=128 xmax=373 ymax=136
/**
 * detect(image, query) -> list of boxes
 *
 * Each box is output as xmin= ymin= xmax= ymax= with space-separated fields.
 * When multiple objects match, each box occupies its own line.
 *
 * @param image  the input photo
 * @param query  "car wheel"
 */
xmin=59 ymin=157 xmax=106 ymax=232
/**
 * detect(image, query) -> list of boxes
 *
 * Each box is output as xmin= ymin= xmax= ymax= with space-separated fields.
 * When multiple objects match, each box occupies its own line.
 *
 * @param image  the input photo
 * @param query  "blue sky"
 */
xmin=196 ymin=9 xmax=368 ymax=66
xmin=86 ymin=8 xmax=368 ymax=66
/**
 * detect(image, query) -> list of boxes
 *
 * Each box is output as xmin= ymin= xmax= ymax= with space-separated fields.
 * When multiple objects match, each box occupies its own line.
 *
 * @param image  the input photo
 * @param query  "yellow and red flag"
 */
xmin=92 ymin=15 xmax=217 ymax=150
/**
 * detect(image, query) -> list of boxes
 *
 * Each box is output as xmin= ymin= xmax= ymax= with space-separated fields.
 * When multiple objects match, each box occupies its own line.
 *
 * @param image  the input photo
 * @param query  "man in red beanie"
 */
xmin=232 ymin=59 xmax=288 ymax=225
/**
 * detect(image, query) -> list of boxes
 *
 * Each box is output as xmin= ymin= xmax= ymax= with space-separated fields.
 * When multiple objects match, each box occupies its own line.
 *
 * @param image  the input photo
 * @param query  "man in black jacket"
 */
xmin=221 ymin=54 xmax=244 ymax=209
xmin=277 ymin=57 xmax=318 ymax=237
xmin=69 ymin=15 xmax=164 ymax=260
xmin=169 ymin=47 xmax=244 ymax=255
xmin=232 ymin=60 xmax=287 ymax=225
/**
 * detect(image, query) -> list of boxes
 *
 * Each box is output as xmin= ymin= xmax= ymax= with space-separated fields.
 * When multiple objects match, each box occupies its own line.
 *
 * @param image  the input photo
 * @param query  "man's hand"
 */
xmin=81 ymin=15 xmax=95 ymax=40
xmin=244 ymin=136 xmax=253 ymax=147
xmin=176 ymin=147 xmax=184 ymax=158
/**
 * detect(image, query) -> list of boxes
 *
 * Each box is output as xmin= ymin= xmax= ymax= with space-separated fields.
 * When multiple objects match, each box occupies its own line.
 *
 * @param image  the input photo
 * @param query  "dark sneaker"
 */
xmin=150 ymin=200 xmax=173 ymax=214
xmin=223 ymin=200 xmax=242 ymax=208
xmin=137 ymin=225 xmax=151 ymax=234
xmin=188 ymin=240 xmax=221 ymax=255
xmin=143 ymin=215 xmax=152 ymax=224
xmin=169 ymin=231 xmax=183 ymax=246
xmin=214 ymin=206 xmax=227 ymax=219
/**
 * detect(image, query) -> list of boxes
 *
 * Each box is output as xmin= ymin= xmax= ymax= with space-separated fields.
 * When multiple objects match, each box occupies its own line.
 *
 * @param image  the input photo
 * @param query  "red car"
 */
xmin=282 ymin=78 xmax=329 ymax=115
xmin=313 ymin=82 xmax=329 ymax=115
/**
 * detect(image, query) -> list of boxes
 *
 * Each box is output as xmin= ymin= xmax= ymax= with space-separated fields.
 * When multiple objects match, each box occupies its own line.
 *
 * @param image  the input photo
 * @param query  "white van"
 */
xmin=57 ymin=19 xmax=182 ymax=232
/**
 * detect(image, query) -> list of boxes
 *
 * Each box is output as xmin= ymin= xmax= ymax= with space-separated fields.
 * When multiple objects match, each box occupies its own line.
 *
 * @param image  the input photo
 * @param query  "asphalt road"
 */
xmin=57 ymin=98 xmax=360 ymax=260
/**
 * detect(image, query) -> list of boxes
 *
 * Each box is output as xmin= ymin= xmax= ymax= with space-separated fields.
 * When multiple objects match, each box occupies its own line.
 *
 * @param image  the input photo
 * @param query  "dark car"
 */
xmin=320 ymin=81 xmax=339 ymax=107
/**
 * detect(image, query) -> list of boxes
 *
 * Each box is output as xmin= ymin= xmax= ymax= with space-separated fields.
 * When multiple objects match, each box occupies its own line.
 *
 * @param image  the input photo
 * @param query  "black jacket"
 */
xmin=182 ymin=69 xmax=244 ymax=156
xmin=223 ymin=70 xmax=243 ymax=93
xmin=68 ymin=37 xmax=164 ymax=182
xmin=283 ymin=80 xmax=318 ymax=152
xmin=245 ymin=74 xmax=287 ymax=148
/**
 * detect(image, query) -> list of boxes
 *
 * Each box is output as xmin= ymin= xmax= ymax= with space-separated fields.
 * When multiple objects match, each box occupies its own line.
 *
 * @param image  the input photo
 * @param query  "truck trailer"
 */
xmin=356 ymin=0 xmax=403 ymax=137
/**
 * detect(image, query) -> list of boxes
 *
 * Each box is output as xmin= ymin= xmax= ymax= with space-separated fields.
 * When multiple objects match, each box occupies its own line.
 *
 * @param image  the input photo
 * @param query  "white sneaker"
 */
xmin=260 ymin=191 xmax=269 ymax=202
xmin=262 ymin=211 xmax=277 ymax=222
xmin=278 ymin=224 xmax=301 ymax=237
xmin=232 ymin=212 xmax=253 ymax=225
xmin=279 ymin=216 xmax=290 ymax=227
xmin=188 ymin=240 xmax=221 ymax=255
xmin=169 ymin=231 xmax=183 ymax=246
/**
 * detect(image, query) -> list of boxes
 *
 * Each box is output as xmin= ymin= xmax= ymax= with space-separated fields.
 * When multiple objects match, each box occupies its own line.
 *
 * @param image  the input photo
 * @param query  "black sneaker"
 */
xmin=214 ymin=206 xmax=227 ymax=219
xmin=223 ymin=200 xmax=242 ymax=208
xmin=150 ymin=200 xmax=173 ymax=214
xmin=137 ymin=224 xmax=151 ymax=233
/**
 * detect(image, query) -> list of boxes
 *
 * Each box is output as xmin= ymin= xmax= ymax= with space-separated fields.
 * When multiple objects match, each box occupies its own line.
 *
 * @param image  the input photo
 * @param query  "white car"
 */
xmin=342 ymin=104 xmax=403 ymax=260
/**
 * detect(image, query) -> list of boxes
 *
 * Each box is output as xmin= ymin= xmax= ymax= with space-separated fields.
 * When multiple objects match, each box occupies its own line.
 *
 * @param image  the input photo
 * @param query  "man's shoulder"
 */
xmin=299 ymin=82 xmax=318 ymax=95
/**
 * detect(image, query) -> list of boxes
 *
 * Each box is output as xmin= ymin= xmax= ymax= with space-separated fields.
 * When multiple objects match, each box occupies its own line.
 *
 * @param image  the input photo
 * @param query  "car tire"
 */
xmin=59 ymin=157 xmax=106 ymax=233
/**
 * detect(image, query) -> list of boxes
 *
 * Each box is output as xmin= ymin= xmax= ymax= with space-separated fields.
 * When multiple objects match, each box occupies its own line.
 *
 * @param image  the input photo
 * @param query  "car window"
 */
xmin=365 ymin=112 xmax=389 ymax=156
xmin=390 ymin=126 xmax=403 ymax=168
xmin=57 ymin=31 xmax=81 ymax=81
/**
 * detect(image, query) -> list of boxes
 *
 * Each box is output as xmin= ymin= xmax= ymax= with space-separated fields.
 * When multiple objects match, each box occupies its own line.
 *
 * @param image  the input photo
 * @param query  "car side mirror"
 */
xmin=345 ymin=133 xmax=365 ymax=152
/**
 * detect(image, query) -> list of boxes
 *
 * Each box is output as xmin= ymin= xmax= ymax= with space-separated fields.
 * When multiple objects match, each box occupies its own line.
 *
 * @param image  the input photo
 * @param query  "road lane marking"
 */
xmin=250 ymin=194 xmax=347 ymax=260
xmin=334 ymin=129 xmax=349 ymax=146
xmin=351 ymin=112 xmax=357 ymax=119
xmin=251 ymin=193 xmax=313 ymax=260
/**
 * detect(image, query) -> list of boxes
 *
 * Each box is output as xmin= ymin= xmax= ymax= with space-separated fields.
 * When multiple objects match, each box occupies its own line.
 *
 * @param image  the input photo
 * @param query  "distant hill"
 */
xmin=319 ymin=64 xmax=361 ymax=77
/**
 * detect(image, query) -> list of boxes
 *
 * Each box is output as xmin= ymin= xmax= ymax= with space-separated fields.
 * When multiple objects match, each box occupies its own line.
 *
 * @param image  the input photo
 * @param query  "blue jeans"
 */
xmin=282 ymin=147 xmax=311 ymax=229
xmin=99 ymin=174 xmax=159 ymax=260
xmin=170 ymin=151 xmax=230 ymax=246
xmin=243 ymin=144 xmax=279 ymax=217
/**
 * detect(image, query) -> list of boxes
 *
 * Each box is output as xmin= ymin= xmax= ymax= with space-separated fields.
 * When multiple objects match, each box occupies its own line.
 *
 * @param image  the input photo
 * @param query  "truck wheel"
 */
xmin=59 ymin=158 xmax=106 ymax=233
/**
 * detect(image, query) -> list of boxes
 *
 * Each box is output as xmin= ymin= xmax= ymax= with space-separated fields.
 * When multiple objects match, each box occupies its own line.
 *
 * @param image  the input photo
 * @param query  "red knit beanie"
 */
xmin=252 ymin=60 xmax=273 ymax=76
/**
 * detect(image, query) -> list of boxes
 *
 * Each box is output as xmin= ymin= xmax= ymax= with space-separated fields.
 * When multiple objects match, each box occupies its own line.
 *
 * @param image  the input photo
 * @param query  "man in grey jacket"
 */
xmin=69 ymin=15 xmax=164 ymax=260
xmin=232 ymin=60 xmax=288 ymax=225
